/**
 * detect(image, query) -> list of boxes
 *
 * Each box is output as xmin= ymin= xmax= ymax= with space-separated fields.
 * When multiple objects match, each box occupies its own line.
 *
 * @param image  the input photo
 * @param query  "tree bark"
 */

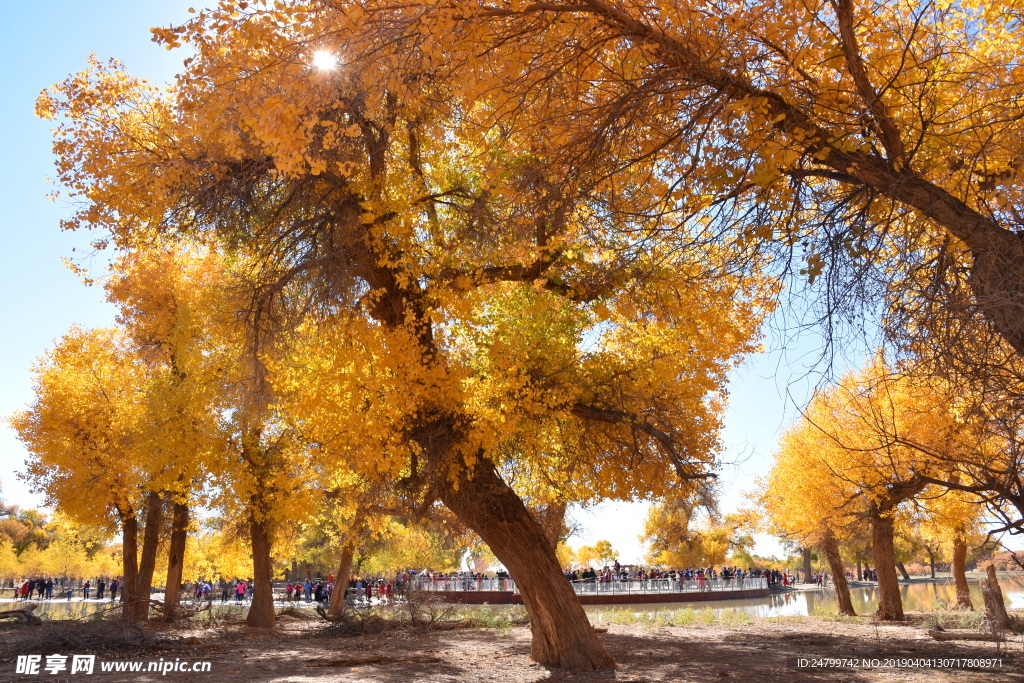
xmin=896 ymin=561 xmax=911 ymax=581
xmin=801 ymin=547 xmax=813 ymax=584
xmin=119 ymin=508 xmax=140 ymax=622
xmin=819 ymin=533 xmax=855 ymax=616
xmin=327 ymin=541 xmax=356 ymax=619
xmin=163 ymin=501 xmax=190 ymax=620
xmin=981 ymin=564 xmax=1010 ymax=631
xmin=246 ymin=513 xmax=276 ymax=628
xmin=133 ymin=492 xmax=164 ymax=622
xmin=439 ymin=457 xmax=615 ymax=671
xmin=926 ymin=547 xmax=936 ymax=579
xmin=856 ymin=553 xmax=862 ymax=582
xmin=952 ymin=536 xmax=973 ymax=610
xmin=869 ymin=507 xmax=904 ymax=620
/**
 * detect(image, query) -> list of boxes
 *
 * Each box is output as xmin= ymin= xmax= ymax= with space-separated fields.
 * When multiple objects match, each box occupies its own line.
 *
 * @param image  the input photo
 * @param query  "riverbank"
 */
xmin=2 ymin=607 xmax=1020 ymax=681
xmin=778 ymin=570 xmax=1024 ymax=593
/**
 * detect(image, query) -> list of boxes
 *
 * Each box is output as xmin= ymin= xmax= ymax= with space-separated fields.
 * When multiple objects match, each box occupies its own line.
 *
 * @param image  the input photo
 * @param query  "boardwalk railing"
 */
xmin=407 ymin=577 xmax=517 ymax=593
xmin=405 ymin=576 xmax=768 ymax=595
xmin=567 ymin=577 xmax=768 ymax=595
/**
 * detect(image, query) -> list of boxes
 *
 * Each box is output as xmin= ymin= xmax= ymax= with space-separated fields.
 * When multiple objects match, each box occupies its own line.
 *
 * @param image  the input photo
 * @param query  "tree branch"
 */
xmin=569 ymin=402 xmax=716 ymax=481
xmin=832 ymin=0 xmax=905 ymax=163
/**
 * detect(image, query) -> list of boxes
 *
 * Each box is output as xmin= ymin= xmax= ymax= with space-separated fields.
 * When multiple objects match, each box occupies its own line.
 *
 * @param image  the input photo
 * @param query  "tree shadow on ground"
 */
xmin=529 ymin=625 xmax=1019 ymax=682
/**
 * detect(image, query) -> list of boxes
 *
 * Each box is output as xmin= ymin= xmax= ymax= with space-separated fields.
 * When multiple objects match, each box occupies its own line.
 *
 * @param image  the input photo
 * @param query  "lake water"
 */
xmin=5 ymin=576 xmax=1023 ymax=621
xmin=583 ymin=576 xmax=1024 ymax=619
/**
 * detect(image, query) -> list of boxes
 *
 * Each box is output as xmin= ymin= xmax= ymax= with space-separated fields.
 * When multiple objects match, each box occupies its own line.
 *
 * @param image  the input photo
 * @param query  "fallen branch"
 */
xmin=0 ymin=604 xmax=42 ymax=625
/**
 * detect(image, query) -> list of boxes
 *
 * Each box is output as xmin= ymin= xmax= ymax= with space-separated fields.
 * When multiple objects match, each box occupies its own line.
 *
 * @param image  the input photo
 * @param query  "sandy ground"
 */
xmin=2 ymin=610 xmax=1022 ymax=682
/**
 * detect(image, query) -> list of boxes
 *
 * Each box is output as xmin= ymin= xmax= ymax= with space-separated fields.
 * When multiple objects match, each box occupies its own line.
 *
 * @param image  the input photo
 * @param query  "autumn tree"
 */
xmin=762 ymin=357 xmax=990 ymax=619
xmin=111 ymin=246 xmax=318 ymax=628
xmin=917 ymin=489 xmax=987 ymax=609
xmin=909 ymin=385 xmax=1024 ymax=547
xmin=148 ymin=0 xmax=1024 ymax=555
xmin=37 ymin=12 xmax=779 ymax=665
xmin=364 ymin=0 xmax=1024 ymax=390
xmin=761 ymin=416 xmax=861 ymax=616
xmin=104 ymin=247 xmax=228 ymax=619
xmin=643 ymin=493 xmax=754 ymax=570
xmin=0 ymin=502 xmax=50 ymax=556
xmin=573 ymin=540 xmax=617 ymax=568
xmin=182 ymin=526 xmax=259 ymax=584
xmin=10 ymin=328 xmax=164 ymax=620
xmin=0 ymin=494 xmax=118 ymax=584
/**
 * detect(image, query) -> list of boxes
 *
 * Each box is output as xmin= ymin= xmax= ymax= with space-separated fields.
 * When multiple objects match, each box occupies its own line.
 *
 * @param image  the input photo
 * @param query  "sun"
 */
xmin=311 ymin=50 xmax=338 ymax=71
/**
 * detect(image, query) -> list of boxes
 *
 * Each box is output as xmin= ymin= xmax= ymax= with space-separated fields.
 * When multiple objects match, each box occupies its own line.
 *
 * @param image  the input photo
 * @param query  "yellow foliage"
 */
xmin=643 ymin=501 xmax=748 ymax=568
xmin=761 ymin=356 xmax=987 ymax=547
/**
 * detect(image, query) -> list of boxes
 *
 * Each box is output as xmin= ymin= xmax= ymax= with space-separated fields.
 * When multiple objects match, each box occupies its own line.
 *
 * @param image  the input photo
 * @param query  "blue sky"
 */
xmin=0 ymin=0 xmax=194 ymax=505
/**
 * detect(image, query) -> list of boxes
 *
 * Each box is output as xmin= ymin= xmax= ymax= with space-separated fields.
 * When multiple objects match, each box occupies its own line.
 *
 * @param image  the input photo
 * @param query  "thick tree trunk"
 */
xmin=163 ymin=501 xmax=189 ymax=620
xmin=896 ymin=561 xmax=911 ymax=581
xmin=981 ymin=564 xmax=1010 ymax=631
xmin=820 ymin=533 xmax=855 ymax=616
xmin=133 ymin=492 xmax=164 ymax=622
xmin=801 ymin=547 xmax=813 ymax=584
xmin=327 ymin=541 xmax=356 ymax=619
xmin=952 ymin=536 xmax=973 ymax=610
xmin=246 ymin=513 xmax=275 ymax=628
xmin=439 ymin=458 xmax=615 ymax=671
xmin=119 ymin=509 xmax=140 ymax=622
xmin=869 ymin=508 xmax=904 ymax=620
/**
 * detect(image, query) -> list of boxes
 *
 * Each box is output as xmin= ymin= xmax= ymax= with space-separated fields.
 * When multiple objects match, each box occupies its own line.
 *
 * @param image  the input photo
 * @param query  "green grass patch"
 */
xmin=814 ymin=606 xmax=855 ymax=623
xmin=924 ymin=607 xmax=986 ymax=631
xmin=589 ymin=606 xmax=752 ymax=627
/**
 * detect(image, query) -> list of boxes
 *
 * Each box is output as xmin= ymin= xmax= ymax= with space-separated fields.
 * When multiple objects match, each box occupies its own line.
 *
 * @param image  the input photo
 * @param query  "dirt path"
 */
xmin=3 ymin=614 xmax=1020 ymax=682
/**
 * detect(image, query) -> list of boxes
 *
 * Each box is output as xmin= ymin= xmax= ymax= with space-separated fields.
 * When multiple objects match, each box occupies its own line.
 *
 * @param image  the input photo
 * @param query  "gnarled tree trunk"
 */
xmin=163 ymin=500 xmax=189 ymax=619
xmin=246 ymin=512 xmax=275 ymax=628
xmin=981 ymin=564 xmax=1010 ymax=630
xmin=118 ymin=508 xmax=140 ymax=622
xmin=801 ymin=547 xmax=813 ymax=584
xmin=952 ymin=536 xmax=973 ymax=609
xmin=819 ymin=533 xmax=855 ymax=616
xmin=133 ymin=492 xmax=164 ymax=621
xmin=869 ymin=507 xmax=904 ymax=620
xmin=327 ymin=541 xmax=356 ymax=619
xmin=896 ymin=561 xmax=911 ymax=580
xmin=439 ymin=457 xmax=615 ymax=671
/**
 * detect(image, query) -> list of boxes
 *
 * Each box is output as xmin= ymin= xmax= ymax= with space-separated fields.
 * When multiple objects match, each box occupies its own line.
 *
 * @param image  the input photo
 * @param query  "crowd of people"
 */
xmin=5 ymin=563 xmax=860 ymax=607
xmin=564 ymin=561 xmax=778 ymax=591
xmin=180 ymin=575 xmax=401 ymax=605
xmin=9 ymin=577 xmax=122 ymax=602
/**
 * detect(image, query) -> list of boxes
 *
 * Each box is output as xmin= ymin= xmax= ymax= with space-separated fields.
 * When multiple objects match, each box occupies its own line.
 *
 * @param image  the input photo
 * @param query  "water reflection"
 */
xmin=583 ymin=576 xmax=1024 ymax=619
xmin=0 ymin=599 xmax=254 ymax=621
